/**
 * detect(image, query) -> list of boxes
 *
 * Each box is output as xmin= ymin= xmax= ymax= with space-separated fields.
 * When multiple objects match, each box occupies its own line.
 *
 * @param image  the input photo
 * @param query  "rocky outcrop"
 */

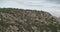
xmin=0 ymin=8 xmax=60 ymax=32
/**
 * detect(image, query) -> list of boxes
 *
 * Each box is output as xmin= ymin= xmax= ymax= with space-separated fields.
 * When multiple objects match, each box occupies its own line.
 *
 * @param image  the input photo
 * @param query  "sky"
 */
xmin=0 ymin=0 xmax=60 ymax=17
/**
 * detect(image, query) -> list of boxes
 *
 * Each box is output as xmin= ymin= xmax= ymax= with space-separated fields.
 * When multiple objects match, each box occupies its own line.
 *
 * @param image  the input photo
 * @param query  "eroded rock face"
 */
xmin=0 ymin=8 xmax=60 ymax=32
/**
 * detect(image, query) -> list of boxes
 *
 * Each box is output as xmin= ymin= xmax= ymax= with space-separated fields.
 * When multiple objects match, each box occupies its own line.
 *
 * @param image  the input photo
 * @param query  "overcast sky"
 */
xmin=0 ymin=0 xmax=60 ymax=17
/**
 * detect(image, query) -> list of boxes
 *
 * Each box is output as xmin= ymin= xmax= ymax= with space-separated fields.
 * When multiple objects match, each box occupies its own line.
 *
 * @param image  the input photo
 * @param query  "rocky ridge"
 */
xmin=0 ymin=8 xmax=60 ymax=32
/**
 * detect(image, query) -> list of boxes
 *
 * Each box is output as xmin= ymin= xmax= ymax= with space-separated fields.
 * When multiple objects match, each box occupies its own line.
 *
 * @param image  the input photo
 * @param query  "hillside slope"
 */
xmin=0 ymin=8 xmax=60 ymax=32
